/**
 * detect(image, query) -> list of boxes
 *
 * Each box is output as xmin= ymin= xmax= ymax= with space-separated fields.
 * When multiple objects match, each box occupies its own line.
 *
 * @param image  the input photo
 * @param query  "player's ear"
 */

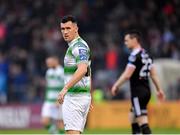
xmin=76 ymin=27 xmax=78 ymax=33
xmin=74 ymin=23 xmax=78 ymax=32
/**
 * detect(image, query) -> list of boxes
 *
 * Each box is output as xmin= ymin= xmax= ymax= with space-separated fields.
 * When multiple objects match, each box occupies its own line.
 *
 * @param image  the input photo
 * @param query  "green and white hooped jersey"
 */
xmin=45 ymin=66 xmax=64 ymax=102
xmin=64 ymin=36 xmax=91 ymax=93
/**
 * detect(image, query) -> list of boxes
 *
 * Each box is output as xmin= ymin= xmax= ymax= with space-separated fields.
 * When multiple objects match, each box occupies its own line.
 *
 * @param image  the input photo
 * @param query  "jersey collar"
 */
xmin=132 ymin=47 xmax=142 ymax=54
xmin=55 ymin=65 xmax=61 ymax=69
xmin=68 ymin=36 xmax=81 ymax=47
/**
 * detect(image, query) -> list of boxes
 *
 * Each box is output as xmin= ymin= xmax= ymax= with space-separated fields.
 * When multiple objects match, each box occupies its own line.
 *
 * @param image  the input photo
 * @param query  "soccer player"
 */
xmin=57 ymin=15 xmax=91 ymax=134
xmin=41 ymin=56 xmax=64 ymax=134
xmin=111 ymin=30 xmax=165 ymax=134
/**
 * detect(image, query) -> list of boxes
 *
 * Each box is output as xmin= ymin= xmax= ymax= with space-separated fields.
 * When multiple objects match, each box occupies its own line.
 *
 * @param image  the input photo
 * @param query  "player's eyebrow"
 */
xmin=61 ymin=26 xmax=71 ymax=30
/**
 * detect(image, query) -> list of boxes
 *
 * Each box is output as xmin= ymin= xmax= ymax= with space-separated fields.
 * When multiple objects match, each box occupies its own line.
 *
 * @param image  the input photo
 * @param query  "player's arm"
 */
xmin=89 ymin=76 xmax=94 ymax=111
xmin=64 ymin=62 xmax=88 ymax=90
xmin=57 ymin=63 xmax=88 ymax=104
xmin=150 ymin=65 xmax=165 ymax=101
xmin=111 ymin=65 xmax=135 ymax=96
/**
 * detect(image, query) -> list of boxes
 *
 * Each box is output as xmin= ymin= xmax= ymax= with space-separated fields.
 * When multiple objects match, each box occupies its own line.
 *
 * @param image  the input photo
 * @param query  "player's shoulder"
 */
xmin=46 ymin=68 xmax=54 ymax=75
xmin=73 ymin=38 xmax=89 ymax=49
xmin=128 ymin=48 xmax=141 ymax=62
xmin=131 ymin=48 xmax=141 ymax=56
xmin=56 ymin=66 xmax=64 ymax=72
xmin=74 ymin=42 xmax=88 ymax=49
xmin=128 ymin=54 xmax=136 ymax=62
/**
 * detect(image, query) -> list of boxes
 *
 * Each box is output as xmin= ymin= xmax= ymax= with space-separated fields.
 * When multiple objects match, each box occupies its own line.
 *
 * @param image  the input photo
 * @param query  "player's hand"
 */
xmin=111 ymin=84 xmax=118 ymax=96
xmin=156 ymin=89 xmax=165 ymax=101
xmin=89 ymin=104 xmax=94 ymax=112
xmin=57 ymin=88 xmax=68 ymax=104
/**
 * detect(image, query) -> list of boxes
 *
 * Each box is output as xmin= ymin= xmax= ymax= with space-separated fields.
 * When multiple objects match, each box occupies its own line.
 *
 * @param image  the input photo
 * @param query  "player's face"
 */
xmin=46 ymin=58 xmax=56 ymax=68
xmin=60 ymin=21 xmax=78 ymax=42
xmin=124 ymin=34 xmax=135 ymax=49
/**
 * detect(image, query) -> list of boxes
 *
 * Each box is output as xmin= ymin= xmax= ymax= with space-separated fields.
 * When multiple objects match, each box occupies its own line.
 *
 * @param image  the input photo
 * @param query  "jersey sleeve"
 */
xmin=72 ymin=42 xmax=90 ymax=64
xmin=127 ymin=53 xmax=137 ymax=68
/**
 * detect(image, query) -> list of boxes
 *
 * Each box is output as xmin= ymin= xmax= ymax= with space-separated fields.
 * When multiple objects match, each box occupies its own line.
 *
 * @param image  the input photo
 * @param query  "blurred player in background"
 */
xmin=57 ymin=15 xmax=92 ymax=134
xmin=41 ymin=56 xmax=64 ymax=134
xmin=111 ymin=30 xmax=165 ymax=134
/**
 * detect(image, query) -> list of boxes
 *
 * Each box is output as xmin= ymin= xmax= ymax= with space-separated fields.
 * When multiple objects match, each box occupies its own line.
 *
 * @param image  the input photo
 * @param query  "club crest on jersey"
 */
xmin=80 ymin=55 xmax=87 ymax=60
xmin=79 ymin=49 xmax=87 ymax=55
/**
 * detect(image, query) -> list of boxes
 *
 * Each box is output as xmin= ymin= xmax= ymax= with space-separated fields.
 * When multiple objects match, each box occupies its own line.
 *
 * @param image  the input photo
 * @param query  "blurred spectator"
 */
xmin=9 ymin=63 xmax=28 ymax=103
xmin=105 ymin=43 xmax=118 ymax=70
xmin=0 ymin=52 xmax=8 ymax=104
xmin=0 ymin=21 xmax=7 ymax=41
xmin=0 ymin=71 xmax=7 ymax=104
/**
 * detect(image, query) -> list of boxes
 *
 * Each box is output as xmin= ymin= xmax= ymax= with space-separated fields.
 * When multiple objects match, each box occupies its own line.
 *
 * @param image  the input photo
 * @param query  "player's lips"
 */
xmin=64 ymin=35 xmax=69 ymax=38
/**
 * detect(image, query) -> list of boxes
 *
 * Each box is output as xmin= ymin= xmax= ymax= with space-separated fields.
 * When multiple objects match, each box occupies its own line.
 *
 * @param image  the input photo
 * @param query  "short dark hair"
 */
xmin=125 ymin=29 xmax=142 ymax=43
xmin=46 ymin=55 xmax=58 ymax=59
xmin=61 ymin=15 xmax=77 ymax=24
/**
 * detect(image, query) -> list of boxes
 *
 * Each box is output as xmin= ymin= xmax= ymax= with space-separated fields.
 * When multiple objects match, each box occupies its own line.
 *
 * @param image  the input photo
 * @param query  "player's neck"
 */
xmin=68 ymin=34 xmax=80 ymax=43
xmin=68 ymin=35 xmax=80 ymax=47
xmin=133 ymin=44 xmax=142 ymax=50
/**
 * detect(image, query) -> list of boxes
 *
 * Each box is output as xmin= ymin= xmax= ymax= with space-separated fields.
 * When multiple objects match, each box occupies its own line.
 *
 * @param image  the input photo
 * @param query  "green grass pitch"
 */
xmin=0 ymin=128 xmax=180 ymax=134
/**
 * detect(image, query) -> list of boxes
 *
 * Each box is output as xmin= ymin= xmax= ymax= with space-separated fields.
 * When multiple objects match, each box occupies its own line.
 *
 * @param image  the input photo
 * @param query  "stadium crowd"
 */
xmin=0 ymin=0 xmax=179 ymax=103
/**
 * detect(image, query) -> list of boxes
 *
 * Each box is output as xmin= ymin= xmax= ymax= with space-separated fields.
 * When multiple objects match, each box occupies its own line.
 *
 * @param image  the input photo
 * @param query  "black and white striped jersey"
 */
xmin=127 ymin=48 xmax=153 ymax=95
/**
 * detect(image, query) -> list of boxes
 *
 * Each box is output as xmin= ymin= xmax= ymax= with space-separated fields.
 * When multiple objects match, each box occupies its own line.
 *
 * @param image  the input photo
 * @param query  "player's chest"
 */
xmin=64 ymin=50 xmax=76 ymax=66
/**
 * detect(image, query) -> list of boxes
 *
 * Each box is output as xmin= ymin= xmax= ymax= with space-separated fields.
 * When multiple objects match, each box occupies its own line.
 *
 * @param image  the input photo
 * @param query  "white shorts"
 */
xmin=41 ymin=102 xmax=63 ymax=120
xmin=62 ymin=93 xmax=91 ymax=132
